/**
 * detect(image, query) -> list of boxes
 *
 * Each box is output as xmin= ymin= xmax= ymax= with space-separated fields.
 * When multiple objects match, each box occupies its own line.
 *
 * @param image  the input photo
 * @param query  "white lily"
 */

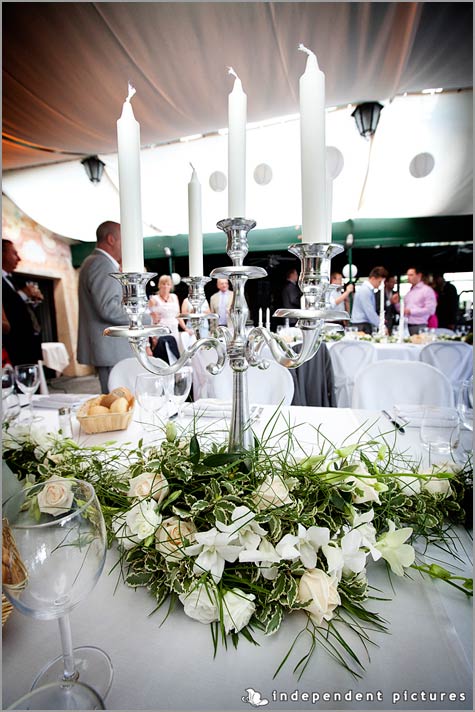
xmin=239 ymin=538 xmax=281 ymax=580
xmin=276 ymin=524 xmax=330 ymax=568
xmin=215 ymin=506 xmax=267 ymax=550
xmin=322 ymin=529 xmax=366 ymax=580
xmin=185 ymin=528 xmax=243 ymax=583
xmin=374 ymin=519 xmax=415 ymax=576
xmin=349 ymin=508 xmax=380 ymax=559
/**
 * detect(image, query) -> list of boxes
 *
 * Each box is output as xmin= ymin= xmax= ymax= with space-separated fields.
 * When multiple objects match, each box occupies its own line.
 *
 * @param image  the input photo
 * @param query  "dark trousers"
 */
xmin=97 ymin=366 xmax=111 ymax=394
xmin=408 ymin=324 xmax=426 ymax=335
xmin=351 ymin=322 xmax=373 ymax=335
xmin=151 ymin=335 xmax=180 ymax=363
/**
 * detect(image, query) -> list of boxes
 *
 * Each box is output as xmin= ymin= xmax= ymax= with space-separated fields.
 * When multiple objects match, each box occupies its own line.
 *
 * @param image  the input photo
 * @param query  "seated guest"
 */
xmin=350 ymin=266 xmax=388 ymax=334
xmin=391 ymin=266 xmax=437 ymax=335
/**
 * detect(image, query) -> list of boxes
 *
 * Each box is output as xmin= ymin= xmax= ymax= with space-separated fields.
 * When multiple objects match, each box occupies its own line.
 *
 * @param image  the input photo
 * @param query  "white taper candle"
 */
xmin=188 ymin=163 xmax=203 ymax=276
xmin=299 ymin=45 xmax=326 ymax=243
xmin=117 ymin=83 xmax=144 ymax=272
xmin=227 ymin=67 xmax=247 ymax=218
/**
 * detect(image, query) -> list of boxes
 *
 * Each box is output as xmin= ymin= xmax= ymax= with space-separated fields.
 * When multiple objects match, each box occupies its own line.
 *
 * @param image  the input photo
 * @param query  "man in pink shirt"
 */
xmin=392 ymin=266 xmax=437 ymax=335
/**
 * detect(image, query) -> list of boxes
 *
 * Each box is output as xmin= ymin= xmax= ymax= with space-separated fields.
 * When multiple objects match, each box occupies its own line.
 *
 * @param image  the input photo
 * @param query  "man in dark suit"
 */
xmin=77 ymin=221 xmax=134 ymax=393
xmin=281 ymin=268 xmax=301 ymax=325
xmin=2 ymin=239 xmax=43 ymax=366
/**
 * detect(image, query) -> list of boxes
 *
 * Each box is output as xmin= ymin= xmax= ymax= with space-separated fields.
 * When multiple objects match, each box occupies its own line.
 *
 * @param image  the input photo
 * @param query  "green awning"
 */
xmin=71 ymin=215 xmax=472 ymax=268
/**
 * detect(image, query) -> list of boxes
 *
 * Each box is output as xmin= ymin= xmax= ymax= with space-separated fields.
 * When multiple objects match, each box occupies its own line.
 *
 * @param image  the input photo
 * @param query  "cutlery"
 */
xmin=382 ymin=410 xmax=407 ymax=434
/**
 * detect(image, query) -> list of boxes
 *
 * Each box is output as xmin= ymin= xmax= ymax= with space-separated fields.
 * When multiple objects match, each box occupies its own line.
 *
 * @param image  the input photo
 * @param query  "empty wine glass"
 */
xmin=167 ymin=367 xmax=192 ymax=420
xmin=7 ymin=680 xmax=105 ymax=710
xmin=2 ymin=478 xmax=113 ymax=704
xmin=135 ymin=373 xmax=170 ymax=429
xmin=2 ymin=365 xmax=21 ymax=424
xmin=14 ymin=363 xmax=40 ymax=422
xmin=457 ymin=378 xmax=473 ymax=431
xmin=420 ymin=406 xmax=460 ymax=462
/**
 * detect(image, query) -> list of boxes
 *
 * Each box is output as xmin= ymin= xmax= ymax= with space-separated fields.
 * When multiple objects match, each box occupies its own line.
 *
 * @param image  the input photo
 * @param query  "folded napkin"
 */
xmin=182 ymin=399 xmax=260 ymax=419
xmin=32 ymin=394 xmax=92 ymax=410
xmin=182 ymin=399 xmax=233 ymax=418
xmin=393 ymin=404 xmax=426 ymax=426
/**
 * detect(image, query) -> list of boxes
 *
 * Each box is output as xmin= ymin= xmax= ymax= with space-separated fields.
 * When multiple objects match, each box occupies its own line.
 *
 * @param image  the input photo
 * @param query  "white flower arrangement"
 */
xmin=2 ymin=417 xmax=472 ymax=677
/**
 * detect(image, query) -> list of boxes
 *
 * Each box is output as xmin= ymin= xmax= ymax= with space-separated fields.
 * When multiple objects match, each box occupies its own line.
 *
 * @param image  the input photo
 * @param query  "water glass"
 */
xmin=167 ymin=367 xmax=192 ymax=419
xmin=457 ymin=378 xmax=473 ymax=432
xmin=7 ymin=680 xmax=105 ymax=710
xmin=420 ymin=407 xmax=461 ymax=456
xmin=135 ymin=373 xmax=170 ymax=428
xmin=14 ymin=363 xmax=40 ymax=422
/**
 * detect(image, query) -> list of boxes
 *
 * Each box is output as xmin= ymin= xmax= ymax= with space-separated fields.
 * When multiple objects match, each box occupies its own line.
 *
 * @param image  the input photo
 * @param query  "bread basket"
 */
xmin=77 ymin=395 xmax=135 ymax=434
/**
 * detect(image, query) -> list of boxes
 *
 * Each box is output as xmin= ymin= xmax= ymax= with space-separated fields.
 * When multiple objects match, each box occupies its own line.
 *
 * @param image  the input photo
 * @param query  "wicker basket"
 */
xmin=2 ymin=594 xmax=13 ymax=626
xmin=77 ymin=396 xmax=135 ymax=434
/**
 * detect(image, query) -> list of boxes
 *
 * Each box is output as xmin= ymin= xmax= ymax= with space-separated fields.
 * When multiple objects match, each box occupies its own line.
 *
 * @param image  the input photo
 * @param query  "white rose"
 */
xmin=179 ymin=584 xmax=219 ymax=624
xmin=37 ymin=475 xmax=74 ymax=516
xmin=125 ymin=500 xmax=161 ymax=541
xmin=128 ymin=471 xmax=169 ymax=504
xmin=2 ymin=422 xmax=32 ymax=450
xmin=156 ymin=517 xmax=196 ymax=562
xmin=222 ymin=588 xmax=256 ymax=633
xmin=395 ymin=475 xmax=421 ymax=496
xmin=422 ymin=477 xmax=452 ymax=497
xmin=254 ymin=475 xmax=292 ymax=511
xmin=298 ymin=569 xmax=341 ymax=626
xmin=112 ymin=512 xmax=136 ymax=550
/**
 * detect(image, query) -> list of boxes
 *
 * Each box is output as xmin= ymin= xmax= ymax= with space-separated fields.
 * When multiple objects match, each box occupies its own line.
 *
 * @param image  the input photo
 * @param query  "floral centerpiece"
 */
xmin=2 ymin=416 xmax=472 ymax=677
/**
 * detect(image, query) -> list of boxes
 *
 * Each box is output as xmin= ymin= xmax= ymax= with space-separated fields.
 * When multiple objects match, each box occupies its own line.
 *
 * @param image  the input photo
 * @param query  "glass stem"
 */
xmin=58 ymin=615 xmax=79 ymax=681
xmin=27 ymin=392 xmax=33 ymax=419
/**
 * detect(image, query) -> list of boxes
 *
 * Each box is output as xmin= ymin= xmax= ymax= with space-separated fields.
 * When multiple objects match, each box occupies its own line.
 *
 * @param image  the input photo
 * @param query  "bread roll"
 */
xmin=111 ymin=386 xmax=134 ymax=404
xmin=110 ymin=396 xmax=129 ymax=414
xmin=100 ymin=393 xmax=117 ymax=408
xmin=89 ymin=405 xmax=110 ymax=416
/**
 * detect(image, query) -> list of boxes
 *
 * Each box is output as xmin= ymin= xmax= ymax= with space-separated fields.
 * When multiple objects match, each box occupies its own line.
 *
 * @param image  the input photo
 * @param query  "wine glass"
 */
xmin=2 ymin=365 xmax=21 ymax=424
xmin=2 ymin=478 xmax=113 ymax=705
xmin=14 ymin=363 xmax=40 ymax=422
xmin=457 ymin=378 xmax=473 ymax=431
xmin=135 ymin=373 xmax=170 ymax=430
xmin=2 ymin=364 xmax=15 ymax=397
xmin=167 ymin=367 xmax=192 ymax=420
xmin=420 ymin=406 xmax=461 ymax=463
xmin=7 ymin=680 xmax=105 ymax=710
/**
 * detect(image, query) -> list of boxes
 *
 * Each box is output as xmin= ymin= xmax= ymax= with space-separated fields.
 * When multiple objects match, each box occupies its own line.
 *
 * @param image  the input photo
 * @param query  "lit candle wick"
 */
xmin=126 ymin=82 xmax=136 ymax=102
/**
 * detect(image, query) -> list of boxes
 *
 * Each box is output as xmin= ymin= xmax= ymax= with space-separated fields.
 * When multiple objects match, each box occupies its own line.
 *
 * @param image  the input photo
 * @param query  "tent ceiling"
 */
xmin=3 ymin=2 xmax=473 ymax=171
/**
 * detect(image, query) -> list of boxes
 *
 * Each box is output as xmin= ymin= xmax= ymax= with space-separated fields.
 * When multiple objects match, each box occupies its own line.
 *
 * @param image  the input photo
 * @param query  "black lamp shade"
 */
xmin=81 ymin=155 xmax=105 ymax=183
xmin=351 ymin=102 xmax=384 ymax=139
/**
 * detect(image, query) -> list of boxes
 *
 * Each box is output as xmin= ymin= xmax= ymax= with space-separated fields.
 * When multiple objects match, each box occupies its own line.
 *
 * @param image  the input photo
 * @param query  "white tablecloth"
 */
xmin=41 ymin=341 xmax=70 ymax=374
xmin=327 ymin=339 xmax=424 ymax=362
xmin=3 ymin=404 xmax=472 ymax=710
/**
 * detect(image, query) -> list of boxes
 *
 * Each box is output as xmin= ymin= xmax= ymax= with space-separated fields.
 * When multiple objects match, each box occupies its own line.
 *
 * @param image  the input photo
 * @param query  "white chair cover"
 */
xmin=37 ymin=360 xmax=49 ymax=395
xmin=419 ymin=342 xmax=473 ymax=399
xmin=329 ymin=341 xmax=376 ymax=407
xmin=107 ymin=357 xmax=168 ymax=393
xmin=351 ymin=360 xmax=454 ymax=410
xmin=433 ymin=328 xmax=456 ymax=336
xmin=192 ymin=353 xmax=294 ymax=405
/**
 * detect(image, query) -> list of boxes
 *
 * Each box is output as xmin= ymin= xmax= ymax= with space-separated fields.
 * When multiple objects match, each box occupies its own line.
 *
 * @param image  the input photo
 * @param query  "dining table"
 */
xmin=2 ymin=399 xmax=472 ymax=711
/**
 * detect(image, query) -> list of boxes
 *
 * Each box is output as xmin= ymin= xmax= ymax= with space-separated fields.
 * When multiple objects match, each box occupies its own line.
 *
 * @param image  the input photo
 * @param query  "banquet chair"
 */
xmin=107 ymin=356 xmax=168 ymax=393
xmin=328 ymin=341 xmax=376 ymax=407
xmin=419 ymin=341 xmax=473 ymax=400
xmin=433 ymin=328 xmax=456 ymax=336
xmin=351 ymin=360 xmax=454 ymax=410
xmin=192 ymin=354 xmax=295 ymax=405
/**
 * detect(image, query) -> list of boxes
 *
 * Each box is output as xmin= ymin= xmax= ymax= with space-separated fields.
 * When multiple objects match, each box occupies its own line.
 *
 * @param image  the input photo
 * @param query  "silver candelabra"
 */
xmin=105 ymin=218 xmax=348 ymax=452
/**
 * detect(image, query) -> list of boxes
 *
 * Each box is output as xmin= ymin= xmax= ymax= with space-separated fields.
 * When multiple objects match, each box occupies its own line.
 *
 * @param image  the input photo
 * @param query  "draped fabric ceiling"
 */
xmin=2 ymin=2 xmax=473 ymax=244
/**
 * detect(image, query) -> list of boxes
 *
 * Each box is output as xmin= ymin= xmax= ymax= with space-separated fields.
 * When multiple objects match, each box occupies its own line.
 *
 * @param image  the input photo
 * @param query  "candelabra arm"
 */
xmin=130 ymin=336 xmax=227 ymax=377
xmin=246 ymin=323 xmax=325 ymax=369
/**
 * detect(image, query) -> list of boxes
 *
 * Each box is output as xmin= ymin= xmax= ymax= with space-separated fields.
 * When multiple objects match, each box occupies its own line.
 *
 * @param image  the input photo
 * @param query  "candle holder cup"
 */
xmin=105 ymin=221 xmax=347 ymax=452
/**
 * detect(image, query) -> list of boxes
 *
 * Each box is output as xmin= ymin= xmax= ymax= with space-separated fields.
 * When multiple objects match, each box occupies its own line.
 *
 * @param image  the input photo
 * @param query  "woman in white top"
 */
xmin=148 ymin=275 xmax=193 ymax=338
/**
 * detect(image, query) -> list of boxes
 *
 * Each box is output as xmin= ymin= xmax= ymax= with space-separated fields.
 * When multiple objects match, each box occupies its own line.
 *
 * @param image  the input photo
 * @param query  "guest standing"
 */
xmin=281 ymin=268 xmax=302 ymax=326
xmin=2 ymin=239 xmax=43 ymax=366
xmin=391 ymin=266 xmax=437 ymax=335
xmin=210 ymin=278 xmax=234 ymax=327
xmin=77 ymin=221 xmax=133 ymax=393
xmin=329 ymin=271 xmax=353 ymax=325
xmin=148 ymin=275 xmax=193 ymax=361
xmin=434 ymin=273 xmax=459 ymax=331
xmin=350 ymin=266 xmax=388 ymax=334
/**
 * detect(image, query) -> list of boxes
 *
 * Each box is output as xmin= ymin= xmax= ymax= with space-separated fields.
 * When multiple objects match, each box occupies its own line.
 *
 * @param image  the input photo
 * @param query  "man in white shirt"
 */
xmin=77 ymin=221 xmax=133 ymax=392
xmin=350 ymin=266 xmax=388 ymax=334
xmin=210 ymin=278 xmax=234 ymax=327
